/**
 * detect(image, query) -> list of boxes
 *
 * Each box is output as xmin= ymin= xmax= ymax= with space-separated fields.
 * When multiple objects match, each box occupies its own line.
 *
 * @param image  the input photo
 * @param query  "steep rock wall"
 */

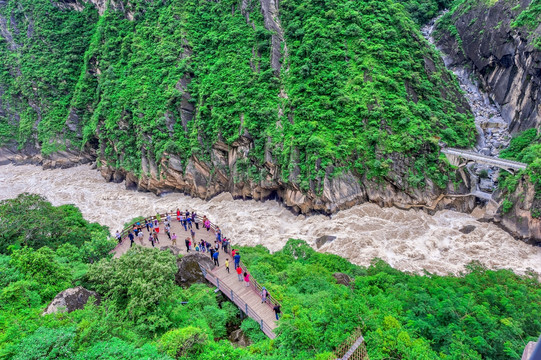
xmin=0 ymin=0 xmax=478 ymax=217
xmin=435 ymin=0 xmax=541 ymax=133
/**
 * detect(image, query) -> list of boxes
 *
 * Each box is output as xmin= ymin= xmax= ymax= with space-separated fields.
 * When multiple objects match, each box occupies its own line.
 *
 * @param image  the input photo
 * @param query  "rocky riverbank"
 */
xmin=2 ymin=163 xmax=541 ymax=276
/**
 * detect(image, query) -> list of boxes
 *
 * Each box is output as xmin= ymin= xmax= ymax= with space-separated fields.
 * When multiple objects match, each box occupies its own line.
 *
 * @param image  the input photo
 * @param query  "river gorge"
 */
xmin=2 ymin=163 xmax=540 ymax=277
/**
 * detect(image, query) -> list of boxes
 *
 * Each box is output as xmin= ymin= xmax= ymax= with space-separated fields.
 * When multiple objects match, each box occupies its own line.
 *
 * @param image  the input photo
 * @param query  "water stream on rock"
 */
xmin=421 ymin=15 xmax=511 ymax=193
xmin=2 ymin=164 xmax=540 ymax=276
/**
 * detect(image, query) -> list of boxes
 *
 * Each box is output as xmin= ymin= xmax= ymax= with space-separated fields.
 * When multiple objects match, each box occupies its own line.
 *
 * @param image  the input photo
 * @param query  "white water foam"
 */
xmin=1 ymin=163 xmax=540 ymax=276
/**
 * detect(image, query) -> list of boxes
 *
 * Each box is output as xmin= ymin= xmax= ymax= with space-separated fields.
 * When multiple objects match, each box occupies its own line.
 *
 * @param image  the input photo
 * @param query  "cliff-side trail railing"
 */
xmin=200 ymin=264 xmax=277 ymax=339
xmin=115 ymin=212 xmax=280 ymax=339
xmin=334 ymin=327 xmax=369 ymax=360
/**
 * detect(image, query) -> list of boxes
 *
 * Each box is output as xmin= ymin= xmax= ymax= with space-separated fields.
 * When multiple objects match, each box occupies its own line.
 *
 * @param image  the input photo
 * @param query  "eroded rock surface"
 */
xmin=43 ymin=286 xmax=101 ymax=315
xmin=176 ymin=252 xmax=215 ymax=287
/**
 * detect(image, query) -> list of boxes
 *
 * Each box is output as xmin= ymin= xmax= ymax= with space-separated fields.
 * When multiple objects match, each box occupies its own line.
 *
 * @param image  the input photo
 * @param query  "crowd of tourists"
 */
xmin=115 ymin=209 xmax=282 ymax=321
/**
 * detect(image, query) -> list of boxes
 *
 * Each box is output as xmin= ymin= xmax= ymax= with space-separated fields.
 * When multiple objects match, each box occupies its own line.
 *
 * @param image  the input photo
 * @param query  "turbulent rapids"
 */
xmin=2 ymin=163 xmax=540 ymax=276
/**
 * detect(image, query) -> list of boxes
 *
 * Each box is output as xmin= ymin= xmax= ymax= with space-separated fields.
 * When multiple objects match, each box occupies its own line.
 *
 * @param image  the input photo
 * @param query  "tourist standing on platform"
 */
xmin=199 ymin=240 xmax=206 ymax=252
xmin=209 ymin=247 xmax=215 ymax=258
xmin=185 ymin=237 xmax=191 ymax=252
xmin=187 ymin=216 xmax=192 ymax=230
xmin=153 ymin=231 xmax=159 ymax=244
xmin=145 ymin=219 xmax=151 ymax=232
xmin=261 ymin=287 xmax=268 ymax=303
xmin=165 ymin=224 xmax=171 ymax=240
xmin=273 ymin=304 xmax=281 ymax=320
xmin=225 ymin=258 xmax=230 ymax=273
xmin=176 ymin=208 xmax=181 ymax=221
xmin=181 ymin=216 xmax=187 ymax=231
xmin=222 ymin=238 xmax=229 ymax=253
xmin=149 ymin=234 xmax=154 ymax=247
xmin=244 ymin=272 xmax=250 ymax=287
xmin=234 ymin=252 xmax=241 ymax=269
xmin=128 ymin=232 xmax=135 ymax=248
xmin=214 ymin=241 xmax=219 ymax=251
xmin=166 ymin=212 xmax=171 ymax=224
xmin=138 ymin=230 xmax=144 ymax=245
xmin=192 ymin=212 xmax=199 ymax=229
xmin=190 ymin=228 xmax=196 ymax=241
xmin=115 ymin=230 xmax=121 ymax=244
xmin=213 ymin=250 xmax=219 ymax=266
xmin=215 ymin=226 xmax=221 ymax=242
xmin=236 ymin=266 xmax=242 ymax=281
xmin=171 ymin=233 xmax=177 ymax=246
xmin=154 ymin=221 xmax=160 ymax=234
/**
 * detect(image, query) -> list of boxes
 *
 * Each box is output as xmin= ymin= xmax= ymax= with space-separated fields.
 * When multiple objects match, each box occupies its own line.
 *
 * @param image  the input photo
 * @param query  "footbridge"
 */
xmin=442 ymin=148 xmax=527 ymax=173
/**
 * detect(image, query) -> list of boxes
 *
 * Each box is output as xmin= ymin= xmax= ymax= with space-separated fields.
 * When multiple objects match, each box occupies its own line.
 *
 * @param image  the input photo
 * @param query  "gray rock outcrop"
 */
xmin=229 ymin=329 xmax=252 ymax=347
xmin=436 ymin=0 xmax=541 ymax=134
xmin=175 ymin=252 xmax=215 ymax=287
xmin=43 ymin=286 xmax=101 ymax=315
xmin=333 ymin=273 xmax=353 ymax=287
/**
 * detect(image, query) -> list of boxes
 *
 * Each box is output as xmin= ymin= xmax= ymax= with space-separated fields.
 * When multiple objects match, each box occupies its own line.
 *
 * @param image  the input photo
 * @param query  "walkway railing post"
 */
xmin=230 ymin=289 xmax=234 ymax=299
xmin=260 ymin=319 xmax=264 ymax=329
xmin=245 ymin=303 xmax=248 ymax=314
xmin=216 ymin=278 xmax=220 ymax=289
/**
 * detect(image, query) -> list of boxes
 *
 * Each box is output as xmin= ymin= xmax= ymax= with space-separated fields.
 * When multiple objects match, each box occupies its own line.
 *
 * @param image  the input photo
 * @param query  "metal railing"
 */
xmin=334 ymin=327 xmax=369 ymax=360
xmin=114 ymin=210 xmax=281 ymax=338
xmin=200 ymin=265 xmax=277 ymax=339
xmin=442 ymin=147 xmax=528 ymax=170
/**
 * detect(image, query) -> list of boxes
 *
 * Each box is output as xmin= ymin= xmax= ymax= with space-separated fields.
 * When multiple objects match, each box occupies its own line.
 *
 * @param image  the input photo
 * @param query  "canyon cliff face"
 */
xmin=434 ymin=0 xmax=541 ymax=241
xmin=0 ymin=0 xmax=478 ymax=216
xmin=436 ymin=0 xmax=541 ymax=133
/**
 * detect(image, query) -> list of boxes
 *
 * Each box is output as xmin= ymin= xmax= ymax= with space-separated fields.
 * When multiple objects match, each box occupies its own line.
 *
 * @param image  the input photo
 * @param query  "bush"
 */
xmin=0 ymin=194 xmax=110 ymax=254
xmin=159 ymin=326 xmax=208 ymax=359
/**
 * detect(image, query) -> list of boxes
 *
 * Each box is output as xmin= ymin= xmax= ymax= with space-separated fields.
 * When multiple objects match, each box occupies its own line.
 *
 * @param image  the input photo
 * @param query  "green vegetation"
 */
xmin=511 ymin=0 xmax=541 ymax=50
xmin=395 ymin=0 xmax=453 ymax=25
xmin=0 ymin=197 xmax=539 ymax=360
xmin=0 ymin=0 xmax=98 ymax=153
xmin=511 ymin=0 xmax=541 ymax=30
xmin=499 ymin=129 xmax=541 ymax=218
xmin=1 ymin=0 xmax=475 ymax=194
xmin=0 ymin=193 xmax=111 ymax=255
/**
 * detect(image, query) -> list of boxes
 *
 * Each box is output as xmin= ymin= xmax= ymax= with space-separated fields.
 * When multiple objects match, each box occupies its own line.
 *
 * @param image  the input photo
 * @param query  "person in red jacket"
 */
xmin=236 ymin=266 xmax=242 ymax=281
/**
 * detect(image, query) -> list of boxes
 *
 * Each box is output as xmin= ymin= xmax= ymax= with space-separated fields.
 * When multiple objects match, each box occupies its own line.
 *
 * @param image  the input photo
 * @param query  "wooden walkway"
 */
xmin=114 ymin=212 xmax=278 ymax=338
xmin=201 ymin=263 xmax=278 ymax=338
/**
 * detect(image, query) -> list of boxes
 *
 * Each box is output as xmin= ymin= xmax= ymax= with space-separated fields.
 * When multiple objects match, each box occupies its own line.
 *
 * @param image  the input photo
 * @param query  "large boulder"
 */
xmin=333 ymin=272 xmax=352 ymax=287
xmin=175 ymin=252 xmax=215 ymax=287
xmin=229 ymin=329 xmax=252 ymax=348
xmin=43 ymin=287 xmax=101 ymax=315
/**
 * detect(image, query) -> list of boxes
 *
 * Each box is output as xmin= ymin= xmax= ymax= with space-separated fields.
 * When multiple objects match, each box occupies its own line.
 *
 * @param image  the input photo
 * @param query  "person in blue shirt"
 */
xmin=128 ymin=232 xmax=135 ymax=247
xmin=213 ymin=250 xmax=219 ymax=266
xmin=234 ymin=253 xmax=240 ymax=269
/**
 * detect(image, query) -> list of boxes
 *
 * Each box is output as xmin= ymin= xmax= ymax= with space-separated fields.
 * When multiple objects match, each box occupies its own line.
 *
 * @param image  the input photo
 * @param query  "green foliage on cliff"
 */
xmin=499 ymin=129 xmax=541 ymax=218
xmin=511 ymin=0 xmax=541 ymax=30
xmin=0 ymin=0 xmax=475 ymax=193
xmin=395 ymin=0 xmax=452 ymax=25
xmin=0 ymin=193 xmax=112 ymax=255
xmin=0 ymin=0 xmax=98 ymax=153
xmin=511 ymin=0 xmax=541 ymax=49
